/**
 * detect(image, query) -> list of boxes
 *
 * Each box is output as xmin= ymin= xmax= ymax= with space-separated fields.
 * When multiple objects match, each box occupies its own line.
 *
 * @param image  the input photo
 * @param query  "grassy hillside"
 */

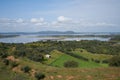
xmin=72 ymin=48 xmax=113 ymax=63
xmin=0 ymin=62 xmax=31 ymax=80
xmin=1 ymin=60 xmax=120 ymax=80
xmin=51 ymin=53 xmax=107 ymax=68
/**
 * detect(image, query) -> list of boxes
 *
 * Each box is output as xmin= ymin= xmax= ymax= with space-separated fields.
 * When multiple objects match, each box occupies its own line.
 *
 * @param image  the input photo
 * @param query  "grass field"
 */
xmin=72 ymin=48 xmax=113 ymax=62
xmin=50 ymin=53 xmax=108 ymax=68
xmin=44 ymin=50 xmax=64 ymax=65
xmin=43 ymin=50 xmax=108 ymax=68
xmin=44 ymin=67 xmax=120 ymax=80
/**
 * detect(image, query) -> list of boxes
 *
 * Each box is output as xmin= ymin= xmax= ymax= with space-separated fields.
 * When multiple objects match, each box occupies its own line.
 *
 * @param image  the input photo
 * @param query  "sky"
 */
xmin=0 ymin=0 xmax=120 ymax=32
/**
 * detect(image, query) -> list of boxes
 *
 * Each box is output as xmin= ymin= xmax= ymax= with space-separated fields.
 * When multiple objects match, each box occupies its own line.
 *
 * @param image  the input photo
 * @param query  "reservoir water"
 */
xmin=0 ymin=34 xmax=110 ymax=43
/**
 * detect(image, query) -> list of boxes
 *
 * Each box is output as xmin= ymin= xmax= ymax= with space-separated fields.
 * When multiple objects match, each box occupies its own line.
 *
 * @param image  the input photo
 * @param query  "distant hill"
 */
xmin=38 ymin=31 xmax=76 ymax=34
xmin=0 ymin=31 xmax=77 ymax=35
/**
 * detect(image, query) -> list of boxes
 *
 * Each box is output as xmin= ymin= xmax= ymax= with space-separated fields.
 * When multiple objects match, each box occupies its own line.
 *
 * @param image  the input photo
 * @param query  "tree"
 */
xmin=0 ymin=53 xmax=8 ymax=58
xmin=35 ymin=72 xmax=45 ymax=80
xmin=21 ymin=66 xmax=31 ymax=73
xmin=3 ymin=59 xmax=9 ymax=65
xmin=64 ymin=60 xmax=79 ymax=68
xmin=109 ymin=56 xmax=120 ymax=67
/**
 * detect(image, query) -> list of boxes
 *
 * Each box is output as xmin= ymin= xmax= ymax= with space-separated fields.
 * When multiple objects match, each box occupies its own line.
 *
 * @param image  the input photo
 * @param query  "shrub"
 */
xmin=10 ymin=61 xmax=19 ymax=68
xmin=3 ymin=59 xmax=9 ymax=65
xmin=28 ymin=54 xmax=44 ymax=62
xmin=35 ymin=72 xmax=45 ymax=80
xmin=64 ymin=60 xmax=79 ymax=68
xmin=0 ymin=53 xmax=8 ymax=58
xmin=21 ymin=66 xmax=31 ymax=73
xmin=109 ymin=56 xmax=120 ymax=67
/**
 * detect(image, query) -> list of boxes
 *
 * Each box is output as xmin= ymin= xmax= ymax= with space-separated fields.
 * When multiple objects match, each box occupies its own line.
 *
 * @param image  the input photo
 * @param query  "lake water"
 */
xmin=0 ymin=34 xmax=111 ymax=43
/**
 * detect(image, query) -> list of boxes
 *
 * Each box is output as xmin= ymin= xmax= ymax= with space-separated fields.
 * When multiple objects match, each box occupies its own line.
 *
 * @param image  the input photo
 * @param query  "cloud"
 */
xmin=16 ymin=18 xmax=24 ymax=23
xmin=30 ymin=18 xmax=48 ymax=26
xmin=57 ymin=16 xmax=72 ymax=22
xmin=30 ymin=18 xmax=44 ymax=23
xmin=0 ymin=18 xmax=14 ymax=23
xmin=51 ymin=16 xmax=73 ymax=27
xmin=51 ymin=16 xmax=116 ymax=28
xmin=0 ymin=17 xmax=118 ymax=32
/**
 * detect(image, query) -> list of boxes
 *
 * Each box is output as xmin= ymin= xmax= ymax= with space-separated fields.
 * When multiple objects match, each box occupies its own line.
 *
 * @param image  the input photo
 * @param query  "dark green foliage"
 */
xmin=109 ymin=56 xmax=120 ymax=67
xmin=10 ymin=61 xmax=19 ymax=68
xmin=94 ymin=59 xmax=100 ymax=63
xmin=66 ymin=52 xmax=88 ymax=61
xmin=35 ymin=72 xmax=45 ymax=80
xmin=15 ymin=50 xmax=26 ymax=57
xmin=28 ymin=53 xmax=44 ymax=62
xmin=102 ymin=60 xmax=109 ymax=63
xmin=0 ymin=53 xmax=8 ymax=58
xmin=3 ymin=59 xmax=9 ymax=65
xmin=64 ymin=60 xmax=79 ymax=68
xmin=21 ymin=66 xmax=31 ymax=73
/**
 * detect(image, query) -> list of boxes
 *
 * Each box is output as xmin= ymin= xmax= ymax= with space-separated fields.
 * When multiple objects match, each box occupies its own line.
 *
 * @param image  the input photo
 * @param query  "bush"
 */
xmin=28 ymin=54 xmax=44 ymax=62
xmin=3 ymin=59 xmax=9 ymax=65
xmin=35 ymin=72 xmax=45 ymax=80
xmin=64 ymin=60 xmax=79 ymax=68
xmin=21 ymin=66 xmax=31 ymax=73
xmin=0 ymin=53 xmax=8 ymax=58
xmin=10 ymin=61 xmax=19 ymax=68
xmin=109 ymin=56 xmax=120 ymax=67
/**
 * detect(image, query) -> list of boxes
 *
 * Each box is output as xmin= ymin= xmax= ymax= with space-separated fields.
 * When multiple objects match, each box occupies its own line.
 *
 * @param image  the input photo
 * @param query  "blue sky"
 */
xmin=0 ymin=0 xmax=120 ymax=32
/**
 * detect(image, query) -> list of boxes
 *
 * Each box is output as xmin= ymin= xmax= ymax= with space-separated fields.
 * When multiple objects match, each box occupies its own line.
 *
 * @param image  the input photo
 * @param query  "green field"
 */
xmin=72 ymin=48 xmax=113 ymax=62
xmin=50 ymin=54 xmax=108 ymax=68
xmin=42 ymin=50 xmax=108 ymax=68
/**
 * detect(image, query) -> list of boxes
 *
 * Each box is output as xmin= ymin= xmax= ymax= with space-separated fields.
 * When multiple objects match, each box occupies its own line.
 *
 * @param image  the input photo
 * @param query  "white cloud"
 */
xmin=0 ymin=17 xmax=118 ymax=32
xmin=57 ymin=16 xmax=72 ymax=22
xmin=30 ymin=18 xmax=44 ymax=23
xmin=16 ymin=18 xmax=24 ymax=23
xmin=30 ymin=18 xmax=47 ymax=26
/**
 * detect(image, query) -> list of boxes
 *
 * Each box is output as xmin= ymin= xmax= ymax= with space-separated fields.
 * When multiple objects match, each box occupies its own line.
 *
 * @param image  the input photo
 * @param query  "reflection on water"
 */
xmin=0 ymin=35 xmax=110 ymax=43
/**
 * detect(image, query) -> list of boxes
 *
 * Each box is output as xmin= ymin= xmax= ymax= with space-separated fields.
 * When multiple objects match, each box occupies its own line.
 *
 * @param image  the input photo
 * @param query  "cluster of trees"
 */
xmin=109 ymin=56 xmax=120 ymax=67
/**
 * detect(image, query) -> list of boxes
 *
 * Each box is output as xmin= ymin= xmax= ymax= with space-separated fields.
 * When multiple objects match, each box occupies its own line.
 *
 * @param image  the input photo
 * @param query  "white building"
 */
xmin=45 ymin=54 xmax=51 ymax=58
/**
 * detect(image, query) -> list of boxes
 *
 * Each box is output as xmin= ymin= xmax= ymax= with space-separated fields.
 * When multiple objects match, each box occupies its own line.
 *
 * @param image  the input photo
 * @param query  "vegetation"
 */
xmin=3 ymin=59 xmax=9 ymax=65
xmin=35 ymin=72 xmax=45 ymax=80
xmin=10 ymin=61 xmax=19 ymax=68
xmin=72 ymin=48 xmax=112 ymax=63
xmin=109 ymin=56 xmax=120 ymax=67
xmin=110 ymin=35 xmax=120 ymax=41
xmin=0 ymin=39 xmax=120 ymax=80
xmin=49 ymin=53 xmax=106 ymax=68
xmin=64 ymin=60 xmax=79 ymax=68
xmin=21 ymin=66 xmax=31 ymax=73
